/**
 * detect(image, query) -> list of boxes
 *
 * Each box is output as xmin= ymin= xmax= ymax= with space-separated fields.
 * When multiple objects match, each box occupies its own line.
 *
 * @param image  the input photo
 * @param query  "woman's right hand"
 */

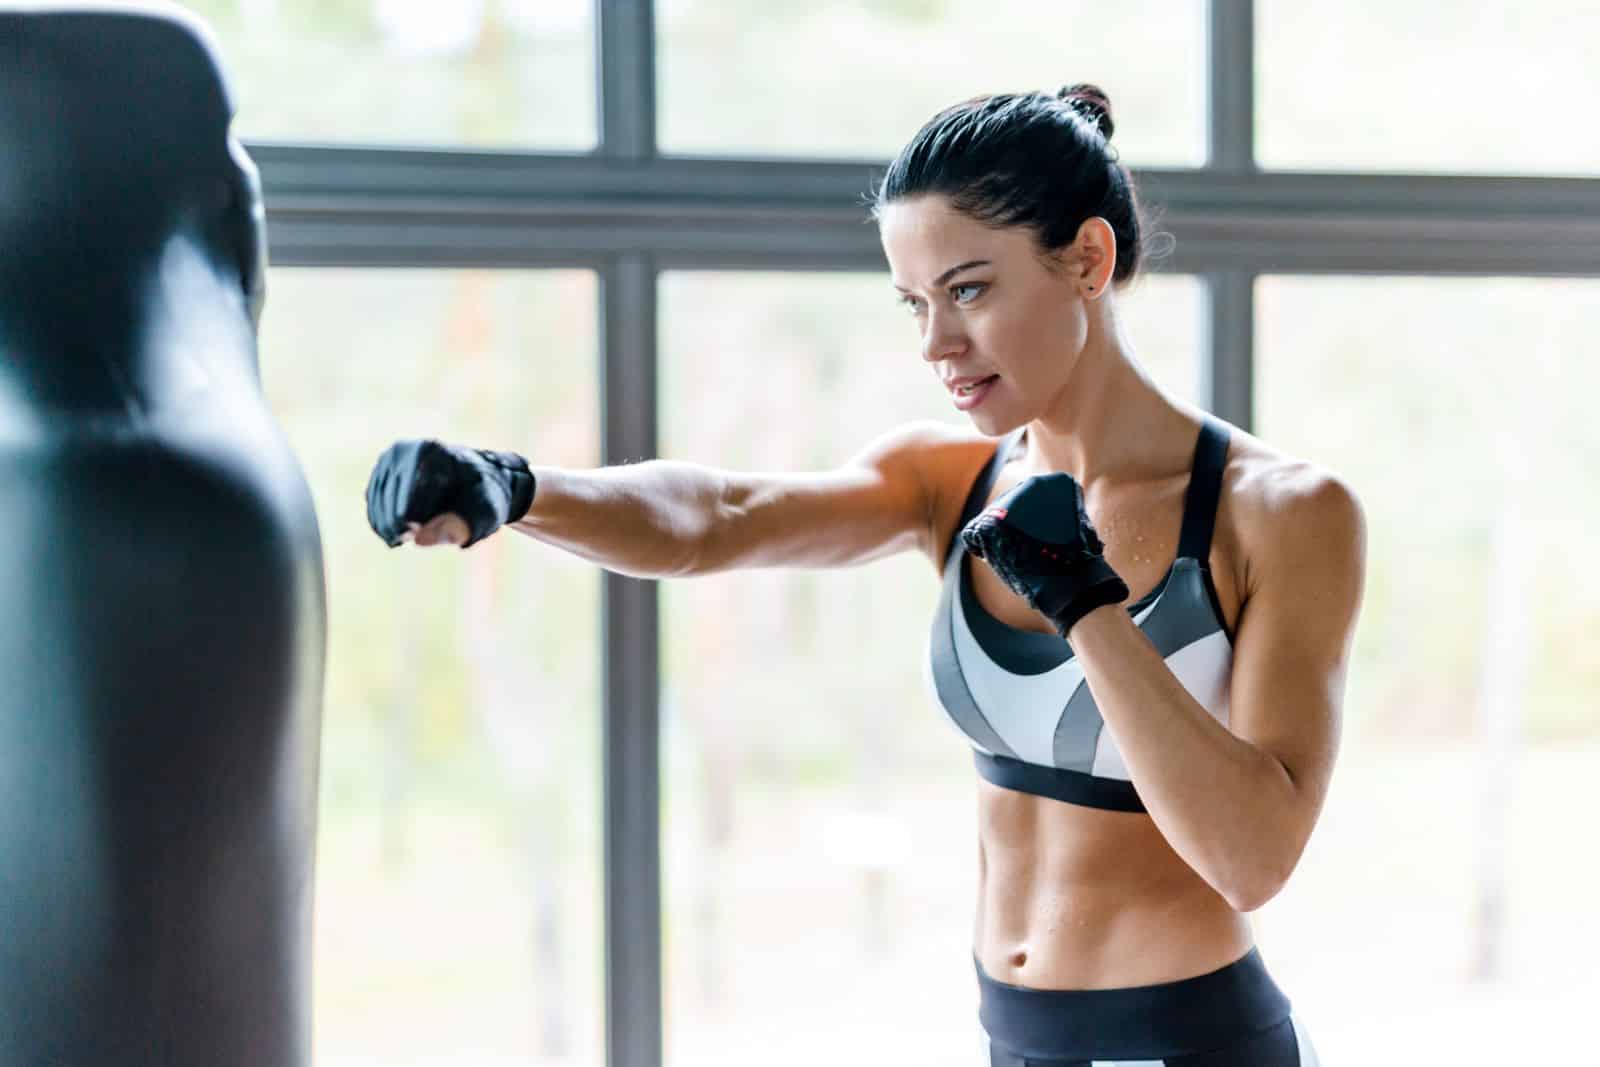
xmin=364 ymin=439 xmax=537 ymax=549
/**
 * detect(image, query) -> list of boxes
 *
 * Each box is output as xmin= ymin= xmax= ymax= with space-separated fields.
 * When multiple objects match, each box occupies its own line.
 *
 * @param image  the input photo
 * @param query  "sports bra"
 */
xmin=924 ymin=417 xmax=1236 ymax=813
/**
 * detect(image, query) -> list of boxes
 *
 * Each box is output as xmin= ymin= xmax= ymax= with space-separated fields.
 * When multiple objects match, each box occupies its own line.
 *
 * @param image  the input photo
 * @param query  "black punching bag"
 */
xmin=0 ymin=6 xmax=326 ymax=1064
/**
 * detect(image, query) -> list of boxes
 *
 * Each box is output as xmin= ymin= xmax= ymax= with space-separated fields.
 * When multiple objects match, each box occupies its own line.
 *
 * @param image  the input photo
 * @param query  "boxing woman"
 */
xmin=365 ymin=84 xmax=1366 ymax=1066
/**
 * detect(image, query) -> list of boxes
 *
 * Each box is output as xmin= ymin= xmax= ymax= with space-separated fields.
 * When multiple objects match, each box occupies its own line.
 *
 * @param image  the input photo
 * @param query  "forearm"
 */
xmin=508 ymin=460 xmax=723 ymax=579
xmin=1068 ymin=607 xmax=1300 ymax=912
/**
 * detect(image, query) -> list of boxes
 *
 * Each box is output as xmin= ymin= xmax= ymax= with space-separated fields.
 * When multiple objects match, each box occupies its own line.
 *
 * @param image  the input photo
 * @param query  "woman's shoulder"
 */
xmin=1214 ymin=422 xmax=1360 ymax=522
xmin=1212 ymin=420 xmax=1366 ymax=593
xmin=880 ymin=421 xmax=1014 ymax=570
xmin=870 ymin=419 xmax=1007 ymax=483
xmin=916 ymin=420 xmax=1015 ymax=487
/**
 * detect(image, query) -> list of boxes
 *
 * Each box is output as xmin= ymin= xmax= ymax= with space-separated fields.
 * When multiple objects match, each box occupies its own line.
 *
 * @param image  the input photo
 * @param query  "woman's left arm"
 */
xmin=1069 ymin=467 xmax=1368 ymax=912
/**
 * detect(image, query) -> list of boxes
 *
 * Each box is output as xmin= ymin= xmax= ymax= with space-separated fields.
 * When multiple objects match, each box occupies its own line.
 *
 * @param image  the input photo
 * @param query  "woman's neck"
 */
xmin=1021 ymin=327 xmax=1194 ymax=490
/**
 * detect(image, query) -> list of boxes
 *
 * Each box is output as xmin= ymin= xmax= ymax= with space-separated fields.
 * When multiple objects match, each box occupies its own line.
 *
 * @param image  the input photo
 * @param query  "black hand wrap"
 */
xmin=365 ymin=439 xmax=537 ymax=548
xmin=960 ymin=471 xmax=1129 ymax=639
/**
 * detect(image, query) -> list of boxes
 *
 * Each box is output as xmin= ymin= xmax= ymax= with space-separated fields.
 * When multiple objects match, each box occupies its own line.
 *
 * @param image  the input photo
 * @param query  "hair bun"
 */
xmin=1055 ymin=82 xmax=1115 ymax=142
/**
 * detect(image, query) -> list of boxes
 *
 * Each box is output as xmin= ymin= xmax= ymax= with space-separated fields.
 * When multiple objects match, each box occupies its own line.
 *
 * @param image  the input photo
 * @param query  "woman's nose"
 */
xmin=920 ymin=309 xmax=967 ymax=364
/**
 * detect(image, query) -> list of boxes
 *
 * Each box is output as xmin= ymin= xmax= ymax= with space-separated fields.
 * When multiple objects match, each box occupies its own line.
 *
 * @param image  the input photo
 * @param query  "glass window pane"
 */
xmin=177 ymin=1 xmax=595 ymax=150
xmin=259 ymin=269 xmax=603 ymax=1065
xmin=1259 ymin=2 xmax=1600 ymax=175
xmin=658 ymin=271 xmax=1203 ymax=1066
xmin=659 ymin=1 xmax=1205 ymax=165
xmin=1255 ymin=276 xmax=1600 ymax=1062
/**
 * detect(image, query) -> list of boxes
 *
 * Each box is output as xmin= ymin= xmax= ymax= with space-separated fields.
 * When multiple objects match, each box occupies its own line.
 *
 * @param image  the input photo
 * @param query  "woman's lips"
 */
xmin=952 ymin=375 xmax=999 ymax=411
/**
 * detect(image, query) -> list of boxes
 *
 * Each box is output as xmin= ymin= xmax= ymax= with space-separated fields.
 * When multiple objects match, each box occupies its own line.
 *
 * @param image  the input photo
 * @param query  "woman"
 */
xmin=365 ymin=84 xmax=1366 ymax=1066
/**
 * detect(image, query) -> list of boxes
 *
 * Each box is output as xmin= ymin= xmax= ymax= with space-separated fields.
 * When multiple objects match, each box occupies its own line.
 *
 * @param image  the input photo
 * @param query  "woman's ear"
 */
xmin=1071 ymin=217 xmax=1118 ymax=299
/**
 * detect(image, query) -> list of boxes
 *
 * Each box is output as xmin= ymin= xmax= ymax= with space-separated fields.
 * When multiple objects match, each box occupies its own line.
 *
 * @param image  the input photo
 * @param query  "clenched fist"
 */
xmin=364 ymin=439 xmax=536 ymax=549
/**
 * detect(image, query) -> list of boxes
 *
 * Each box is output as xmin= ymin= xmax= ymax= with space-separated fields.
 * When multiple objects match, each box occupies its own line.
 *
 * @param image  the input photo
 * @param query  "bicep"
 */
xmin=696 ymin=421 xmax=941 ymax=573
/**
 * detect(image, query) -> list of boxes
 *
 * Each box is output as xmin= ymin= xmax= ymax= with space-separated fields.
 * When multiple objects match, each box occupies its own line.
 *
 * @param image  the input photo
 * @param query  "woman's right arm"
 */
xmin=511 ymin=420 xmax=947 ymax=579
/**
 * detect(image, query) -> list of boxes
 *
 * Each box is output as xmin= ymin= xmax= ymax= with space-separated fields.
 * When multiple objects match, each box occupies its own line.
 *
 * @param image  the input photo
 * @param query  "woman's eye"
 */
xmin=898 ymin=285 xmax=981 ymax=314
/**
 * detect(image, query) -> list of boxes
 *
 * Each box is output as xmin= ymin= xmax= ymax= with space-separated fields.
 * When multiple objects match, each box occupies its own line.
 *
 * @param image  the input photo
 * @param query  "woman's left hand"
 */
xmin=960 ymin=472 xmax=1130 ymax=639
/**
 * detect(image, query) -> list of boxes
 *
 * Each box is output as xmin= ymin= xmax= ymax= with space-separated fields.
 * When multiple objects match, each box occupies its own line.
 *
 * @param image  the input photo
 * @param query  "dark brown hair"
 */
xmin=872 ymin=83 xmax=1149 ymax=284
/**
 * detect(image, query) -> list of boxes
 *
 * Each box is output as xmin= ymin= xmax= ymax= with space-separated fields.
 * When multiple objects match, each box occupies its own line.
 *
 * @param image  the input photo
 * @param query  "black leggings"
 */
xmin=976 ymin=947 xmax=1321 ymax=1066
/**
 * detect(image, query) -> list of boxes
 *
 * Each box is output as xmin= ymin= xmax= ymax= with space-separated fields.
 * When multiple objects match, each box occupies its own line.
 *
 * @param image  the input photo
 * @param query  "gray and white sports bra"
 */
xmin=924 ymin=418 xmax=1236 ymax=812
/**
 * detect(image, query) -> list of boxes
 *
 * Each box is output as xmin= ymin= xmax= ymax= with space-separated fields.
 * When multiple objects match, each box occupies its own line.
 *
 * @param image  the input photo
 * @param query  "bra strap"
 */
xmin=1176 ymin=416 xmax=1232 ymax=564
xmin=942 ymin=429 xmax=1024 ymax=562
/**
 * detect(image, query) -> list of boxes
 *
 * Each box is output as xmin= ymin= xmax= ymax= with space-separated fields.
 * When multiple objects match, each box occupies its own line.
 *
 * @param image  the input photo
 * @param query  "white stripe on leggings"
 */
xmin=1291 ymin=1013 xmax=1321 ymax=1067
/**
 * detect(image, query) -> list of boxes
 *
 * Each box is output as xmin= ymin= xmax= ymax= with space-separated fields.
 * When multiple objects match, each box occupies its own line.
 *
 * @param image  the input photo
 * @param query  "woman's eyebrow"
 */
xmin=891 ymin=259 xmax=993 ymax=292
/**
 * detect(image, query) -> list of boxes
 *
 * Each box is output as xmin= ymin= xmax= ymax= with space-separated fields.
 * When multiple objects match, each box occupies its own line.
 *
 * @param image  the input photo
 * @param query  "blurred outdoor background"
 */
xmin=172 ymin=0 xmax=1599 ymax=1063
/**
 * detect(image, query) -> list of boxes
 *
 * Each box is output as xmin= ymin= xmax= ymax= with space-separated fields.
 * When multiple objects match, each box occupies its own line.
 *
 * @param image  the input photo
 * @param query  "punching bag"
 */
xmin=0 ymin=5 xmax=326 ymax=1064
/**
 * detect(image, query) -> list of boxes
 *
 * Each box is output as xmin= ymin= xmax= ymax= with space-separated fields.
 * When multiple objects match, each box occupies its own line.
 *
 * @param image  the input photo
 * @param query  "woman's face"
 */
xmin=878 ymin=194 xmax=1091 ymax=434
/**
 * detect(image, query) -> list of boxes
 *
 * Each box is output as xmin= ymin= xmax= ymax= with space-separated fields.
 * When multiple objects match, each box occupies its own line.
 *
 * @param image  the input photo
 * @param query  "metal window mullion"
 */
xmin=596 ymin=1 xmax=661 ymax=1062
xmin=1203 ymin=270 xmax=1255 ymax=430
xmin=599 ymin=253 xmax=662 ymax=1067
xmin=1204 ymin=0 xmax=1255 ymax=436
xmin=252 ymin=141 xmax=1600 ymax=274
xmin=1208 ymin=0 xmax=1255 ymax=172
xmin=597 ymin=0 xmax=656 ymax=161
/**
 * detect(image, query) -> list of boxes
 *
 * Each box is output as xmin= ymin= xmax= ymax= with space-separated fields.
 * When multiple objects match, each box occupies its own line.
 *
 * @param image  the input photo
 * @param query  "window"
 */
xmin=659 ymin=0 xmax=1205 ymax=165
xmin=1253 ymin=276 xmax=1600 ymax=1063
xmin=259 ymin=269 xmax=604 ymax=1065
xmin=179 ymin=1 xmax=595 ymax=150
xmin=1258 ymin=2 xmax=1600 ymax=175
